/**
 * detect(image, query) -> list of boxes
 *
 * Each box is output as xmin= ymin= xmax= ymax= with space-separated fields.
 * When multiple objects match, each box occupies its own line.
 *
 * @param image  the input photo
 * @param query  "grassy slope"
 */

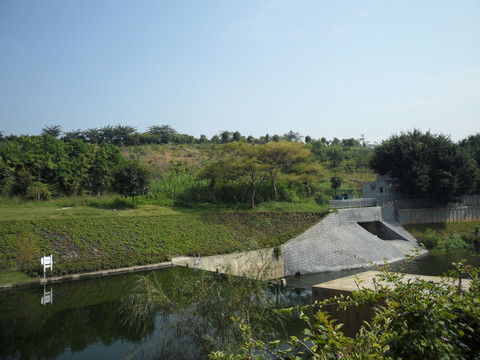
xmin=0 ymin=202 xmax=327 ymax=279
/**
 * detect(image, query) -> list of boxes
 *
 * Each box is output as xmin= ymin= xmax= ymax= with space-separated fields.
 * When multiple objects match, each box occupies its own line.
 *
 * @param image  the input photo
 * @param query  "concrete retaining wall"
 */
xmin=397 ymin=206 xmax=480 ymax=225
xmin=172 ymin=248 xmax=284 ymax=280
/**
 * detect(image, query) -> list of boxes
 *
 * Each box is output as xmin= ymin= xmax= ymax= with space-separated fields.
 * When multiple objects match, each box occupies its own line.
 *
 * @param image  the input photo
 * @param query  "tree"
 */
xmin=330 ymin=175 xmax=343 ymax=193
xmin=219 ymin=143 xmax=267 ymax=209
xmin=148 ymin=125 xmax=178 ymax=144
xmin=282 ymin=130 xmax=303 ymax=142
xmin=88 ymin=143 xmax=120 ymax=195
xmin=198 ymin=134 xmax=208 ymax=144
xmin=113 ymin=160 xmax=151 ymax=207
xmin=325 ymin=145 xmax=344 ymax=168
xmin=370 ymin=130 xmax=478 ymax=203
xmin=41 ymin=125 xmax=62 ymax=138
xmin=459 ymin=133 xmax=480 ymax=193
xmin=232 ymin=131 xmax=242 ymax=142
xmin=0 ymin=158 xmax=13 ymax=196
xmin=262 ymin=141 xmax=311 ymax=200
xmin=220 ymin=131 xmax=232 ymax=144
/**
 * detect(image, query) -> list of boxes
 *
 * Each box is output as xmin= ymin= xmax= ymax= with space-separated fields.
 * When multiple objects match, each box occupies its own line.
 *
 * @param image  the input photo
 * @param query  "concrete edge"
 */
xmin=0 ymin=261 xmax=174 ymax=292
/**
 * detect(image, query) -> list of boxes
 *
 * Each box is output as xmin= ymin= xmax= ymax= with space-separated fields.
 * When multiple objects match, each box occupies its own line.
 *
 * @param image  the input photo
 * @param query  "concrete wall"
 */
xmin=172 ymin=248 xmax=284 ymax=280
xmin=362 ymin=176 xmax=404 ymax=202
xmin=282 ymin=207 xmax=420 ymax=276
xmin=397 ymin=206 xmax=480 ymax=225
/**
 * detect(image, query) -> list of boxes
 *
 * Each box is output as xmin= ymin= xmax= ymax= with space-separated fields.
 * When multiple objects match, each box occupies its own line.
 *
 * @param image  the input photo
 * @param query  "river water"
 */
xmin=1 ymin=250 xmax=478 ymax=360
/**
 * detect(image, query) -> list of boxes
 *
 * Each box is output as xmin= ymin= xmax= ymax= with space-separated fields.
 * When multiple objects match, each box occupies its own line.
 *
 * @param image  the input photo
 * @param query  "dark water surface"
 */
xmin=1 ymin=250 xmax=478 ymax=360
xmin=285 ymin=249 xmax=480 ymax=289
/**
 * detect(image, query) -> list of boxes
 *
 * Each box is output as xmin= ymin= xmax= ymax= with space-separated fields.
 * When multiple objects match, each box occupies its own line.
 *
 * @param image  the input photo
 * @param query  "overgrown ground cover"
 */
xmin=0 ymin=198 xmax=327 ymax=279
xmin=405 ymin=221 xmax=480 ymax=250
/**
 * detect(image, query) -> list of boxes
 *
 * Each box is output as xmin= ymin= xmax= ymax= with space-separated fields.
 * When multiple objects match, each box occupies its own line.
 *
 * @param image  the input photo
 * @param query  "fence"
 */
xmin=395 ymin=195 xmax=480 ymax=209
xmin=397 ymin=206 xmax=480 ymax=225
xmin=329 ymin=198 xmax=376 ymax=209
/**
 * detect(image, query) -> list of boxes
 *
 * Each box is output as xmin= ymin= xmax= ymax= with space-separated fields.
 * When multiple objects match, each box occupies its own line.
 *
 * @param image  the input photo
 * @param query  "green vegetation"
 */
xmin=211 ymin=260 xmax=480 ymax=359
xmin=0 ymin=125 xmax=376 ymax=207
xmin=1 ymin=126 xmax=479 ymax=284
xmin=0 ymin=270 xmax=32 ymax=284
xmin=405 ymin=221 xmax=480 ymax=250
xmin=370 ymin=130 xmax=479 ymax=203
xmin=0 ymin=204 xmax=327 ymax=278
xmin=122 ymin=268 xmax=283 ymax=358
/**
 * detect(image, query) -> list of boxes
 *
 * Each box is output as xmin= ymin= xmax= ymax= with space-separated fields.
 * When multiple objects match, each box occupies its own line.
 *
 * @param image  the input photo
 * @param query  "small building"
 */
xmin=362 ymin=175 xmax=404 ymax=203
xmin=333 ymin=188 xmax=357 ymax=200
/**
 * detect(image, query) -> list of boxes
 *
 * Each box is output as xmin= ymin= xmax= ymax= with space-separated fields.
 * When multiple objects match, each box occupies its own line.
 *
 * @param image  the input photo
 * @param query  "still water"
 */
xmin=1 ymin=250 xmax=478 ymax=360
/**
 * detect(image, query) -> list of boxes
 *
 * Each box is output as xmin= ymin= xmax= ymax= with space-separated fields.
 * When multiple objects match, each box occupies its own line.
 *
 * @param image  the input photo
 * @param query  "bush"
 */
xmin=441 ymin=234 xmax=470 ymax=250
xmin=314 ymin=193 xmax=330 ymax=205
xmin=417 ymin=228 xmax=440 ymax=249
xmin=212 ymin=260 xmax=480 ymax=359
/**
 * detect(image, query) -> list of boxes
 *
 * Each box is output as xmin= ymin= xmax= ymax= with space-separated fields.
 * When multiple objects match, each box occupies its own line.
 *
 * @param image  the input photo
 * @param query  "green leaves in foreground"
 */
xmin=211 ymin=260 xmax=480 ymax=360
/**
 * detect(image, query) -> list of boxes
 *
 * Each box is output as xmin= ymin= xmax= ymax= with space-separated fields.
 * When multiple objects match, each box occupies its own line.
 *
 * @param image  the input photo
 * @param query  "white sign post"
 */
xmin=41 ymin=255 xmax=53 ymax=278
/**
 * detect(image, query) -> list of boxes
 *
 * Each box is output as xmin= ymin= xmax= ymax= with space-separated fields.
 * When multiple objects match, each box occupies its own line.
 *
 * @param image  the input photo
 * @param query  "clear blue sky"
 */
xmin=1 ymin=0 xmax=479 ymax=143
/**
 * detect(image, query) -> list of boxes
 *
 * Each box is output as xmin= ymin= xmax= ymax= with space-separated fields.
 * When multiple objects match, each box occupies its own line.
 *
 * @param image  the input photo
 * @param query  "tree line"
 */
xmin=1 ymin=125 xmax=479 ymax=207
xmin=15 ymin=124 xmax=369 ymax=148
xmin=370 ymin=130 xmax=480 ymax=203
xmin=0 ymin=134 xmax=151 ymax=204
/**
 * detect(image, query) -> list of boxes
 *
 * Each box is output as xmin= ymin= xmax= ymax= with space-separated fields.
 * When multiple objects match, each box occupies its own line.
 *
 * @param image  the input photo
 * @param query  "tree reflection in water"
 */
xmin=121 ymin=269 xmax=295 ymax=360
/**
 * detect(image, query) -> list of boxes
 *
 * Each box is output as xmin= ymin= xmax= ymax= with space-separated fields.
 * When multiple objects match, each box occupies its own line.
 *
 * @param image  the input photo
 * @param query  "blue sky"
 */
xmin=1 ymin=0 xmax=479 ymax=143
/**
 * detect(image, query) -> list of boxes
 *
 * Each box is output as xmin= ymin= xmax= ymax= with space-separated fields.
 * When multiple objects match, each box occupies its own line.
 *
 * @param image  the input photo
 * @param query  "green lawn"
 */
xmin=0 ymin=204 xmax=180 ymax=221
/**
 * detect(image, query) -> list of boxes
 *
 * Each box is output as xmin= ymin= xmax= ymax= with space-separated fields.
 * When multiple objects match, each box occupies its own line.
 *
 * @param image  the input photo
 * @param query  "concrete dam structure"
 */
xmin=282 ymin=206 xmax=420 ymax=277
xmin=173 ymin=206 xmax=421 ymax=279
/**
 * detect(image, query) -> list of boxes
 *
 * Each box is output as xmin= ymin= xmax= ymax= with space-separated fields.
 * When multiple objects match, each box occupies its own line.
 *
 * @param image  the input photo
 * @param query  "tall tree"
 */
xmin=219 ymin=143 xmax=267 ymax=209
xmin=330 ymin=175 xmax=343 ymax=193
xmin=41 ymin=125 xmax=62 ymax=138
xmin=148 ymin=125 xmax=178 ymax=144
xmin=370 ymin=130 xmax=478 ymax=203
xmin=283 ymin=130 xmax=303 ymax=142
xmin=459 ymin=133 xmax=480 ymax=193
xmin=88 ymin=143 xmax=122 ymax=195
xmin=113 ymin=160 xmax=151 ymax=207
xmin=262 ymin=141 xmax=311 ymax=200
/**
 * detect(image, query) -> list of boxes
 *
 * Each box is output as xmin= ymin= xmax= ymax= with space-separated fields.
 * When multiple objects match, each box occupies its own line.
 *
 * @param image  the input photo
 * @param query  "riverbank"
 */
xmin=0 ymin=209 xmax=327 ymax=280
xmin=0 ymin=261 xmax=173 ymax=291
xmin=404 ymin=220 xmax=480 ymax=250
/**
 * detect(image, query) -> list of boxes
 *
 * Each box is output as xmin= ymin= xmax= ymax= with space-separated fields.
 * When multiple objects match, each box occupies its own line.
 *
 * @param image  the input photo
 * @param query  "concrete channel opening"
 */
xmin=357 ymin=221 xmax=407 ymax=241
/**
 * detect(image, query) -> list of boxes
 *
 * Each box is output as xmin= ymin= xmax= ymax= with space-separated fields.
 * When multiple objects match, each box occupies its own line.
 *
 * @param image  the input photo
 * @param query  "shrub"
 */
xmin=314 ymin=192 xmax=330 ymax=205
xmin=417 ymin=228 xmax=440 ymax=249
xmin=211 ymin=260 xmax=480 ymax=359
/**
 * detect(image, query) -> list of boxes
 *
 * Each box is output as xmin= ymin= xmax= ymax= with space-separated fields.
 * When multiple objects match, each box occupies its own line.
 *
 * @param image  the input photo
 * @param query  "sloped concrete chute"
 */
xmin=281 ymin=207 xmax=421 ymax=277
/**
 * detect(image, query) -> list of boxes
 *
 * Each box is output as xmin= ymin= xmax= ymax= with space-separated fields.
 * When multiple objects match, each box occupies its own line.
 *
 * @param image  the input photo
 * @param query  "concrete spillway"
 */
xmin=282 ymin=206 xmax=421 ymax=276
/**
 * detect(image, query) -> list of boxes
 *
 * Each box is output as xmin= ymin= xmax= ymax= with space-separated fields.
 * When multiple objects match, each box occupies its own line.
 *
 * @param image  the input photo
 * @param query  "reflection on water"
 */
xmin=285 ymin=249 xmax=480 ymax=290
xmin=0 ymin=249 xmax=478 ymax=360
xmin=40 ymin=285 xmax=53 ymax=306
xmin=0 ymin=267 xmax=312 ymax=360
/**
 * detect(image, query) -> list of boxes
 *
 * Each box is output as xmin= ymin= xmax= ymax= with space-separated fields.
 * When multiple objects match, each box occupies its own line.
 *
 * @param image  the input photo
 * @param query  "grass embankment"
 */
xmin=0 ymin=200 xmax=327 ymax=282
xmin=405 ymin=221 xmax=480 ymax=250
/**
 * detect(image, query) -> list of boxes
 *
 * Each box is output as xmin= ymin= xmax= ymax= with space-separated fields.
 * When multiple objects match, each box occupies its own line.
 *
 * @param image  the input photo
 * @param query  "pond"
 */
xmin=285 ymin=249 xmax=480 ymax=290
xmin=1 ymin=249 xmax=478 ymax=360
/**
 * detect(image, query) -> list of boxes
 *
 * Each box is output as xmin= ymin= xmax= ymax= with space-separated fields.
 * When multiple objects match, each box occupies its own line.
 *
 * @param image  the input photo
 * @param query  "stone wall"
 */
xmin=281 ymin=207 xmax=420 ymax=276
